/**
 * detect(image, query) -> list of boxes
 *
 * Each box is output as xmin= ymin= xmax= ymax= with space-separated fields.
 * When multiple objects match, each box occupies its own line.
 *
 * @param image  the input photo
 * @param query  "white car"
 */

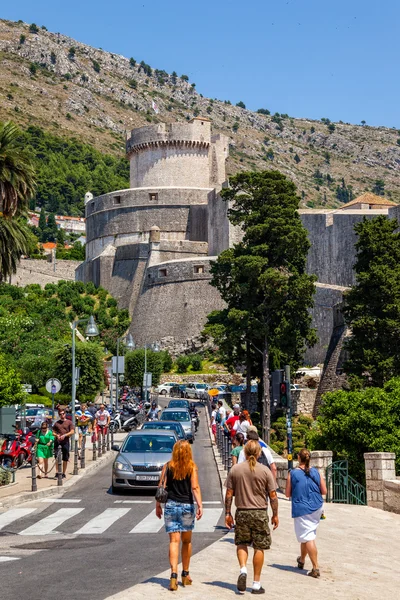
xmin=154 ymin=382 xmax=176 ymax=395
xmin=185 ymin=382 xmax=209 ymax=399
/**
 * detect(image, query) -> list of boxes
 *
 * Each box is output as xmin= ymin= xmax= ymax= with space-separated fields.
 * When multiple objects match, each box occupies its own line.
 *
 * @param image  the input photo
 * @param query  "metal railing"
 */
xmin=326 ymin=460 xmax=366 ymax=505
xmin=210 ymin=401 xmax=232 ymax=473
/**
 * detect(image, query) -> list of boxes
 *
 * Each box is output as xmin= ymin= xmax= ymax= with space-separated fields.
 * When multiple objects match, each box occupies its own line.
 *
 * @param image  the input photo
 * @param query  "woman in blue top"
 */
xmin=285 ymin=448 xmax=327 ymax=579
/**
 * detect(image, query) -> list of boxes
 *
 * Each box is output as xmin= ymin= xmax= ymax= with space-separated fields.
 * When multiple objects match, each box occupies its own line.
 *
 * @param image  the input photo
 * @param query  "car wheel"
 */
xmin=189 ymin=438 xmax=194 ymax=444
xmin=161 ymin=390 xmax=167 ymax=395
xmin=111 ymin=485 xmax=120 ymax=495
xmin=185 ymin=393 xmax=189 ymax=399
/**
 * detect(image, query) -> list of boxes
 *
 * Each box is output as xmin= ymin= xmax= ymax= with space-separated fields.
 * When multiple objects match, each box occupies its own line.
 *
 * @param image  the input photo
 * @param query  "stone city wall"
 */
xmin=12 ymin=258 xmax=76 ymax=287
xmin=364 ymin=452 xmax=400 ymax=513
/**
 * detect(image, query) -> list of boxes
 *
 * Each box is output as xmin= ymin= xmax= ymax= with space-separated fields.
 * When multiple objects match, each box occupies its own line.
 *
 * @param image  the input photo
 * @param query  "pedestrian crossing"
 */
xmin=0 ymin=506 xmax=224 ymax=537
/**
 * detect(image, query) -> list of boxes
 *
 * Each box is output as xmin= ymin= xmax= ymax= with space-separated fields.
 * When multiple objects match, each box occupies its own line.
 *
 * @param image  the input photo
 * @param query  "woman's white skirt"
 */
xmin=293 ymin=507 xmax=323 ymax=543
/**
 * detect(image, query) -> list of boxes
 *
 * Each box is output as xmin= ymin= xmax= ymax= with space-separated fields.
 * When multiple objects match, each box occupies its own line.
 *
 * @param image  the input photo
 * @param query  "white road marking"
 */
xmin=0 ymin=557 xmax=20 ymax=562
xmin=75 ymin=508 xmax=130 ymax=535
xmin=0 ymin=508 xmax=36 ymax=531
xmin=114 ymin=500 xmax=152 ymax=504
xmin=194 ymin=508 xmax=223 ymax=532
xmin=202 ymin=501 xmax=222 ymax=504
xmin=41 ymin=499 xmax=82 ymax=503
xmin=130 ymin=510 xmax=164 ymax=533
xmin=19 ymin=508 xmax=84 ymax=536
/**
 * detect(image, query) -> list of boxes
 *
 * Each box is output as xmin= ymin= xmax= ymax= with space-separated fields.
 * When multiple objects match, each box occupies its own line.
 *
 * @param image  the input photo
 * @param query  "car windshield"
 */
xmin=161 ymin=411 xmax=190 ymax=422
xmin=122 ymin=434 xmax=176 ymax=453
xmin=168 ymin=400 xmax=188 ymax=408
xmin=25 ymin=409 xmax=41 ymax=416
xmin=196 ymin=384 xmax=208 ymax=389
xmin=142 ymin=422 xmax=182 ymax=435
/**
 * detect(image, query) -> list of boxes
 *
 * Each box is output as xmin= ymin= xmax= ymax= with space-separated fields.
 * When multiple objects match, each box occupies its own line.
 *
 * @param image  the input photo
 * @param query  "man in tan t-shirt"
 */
xmin=225 ymin=440 xmax=279 ymax=595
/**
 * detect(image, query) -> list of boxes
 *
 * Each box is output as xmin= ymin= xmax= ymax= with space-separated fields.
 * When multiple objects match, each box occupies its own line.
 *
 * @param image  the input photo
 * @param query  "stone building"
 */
xmin=76 ymin=118 xmax=399 ymax=367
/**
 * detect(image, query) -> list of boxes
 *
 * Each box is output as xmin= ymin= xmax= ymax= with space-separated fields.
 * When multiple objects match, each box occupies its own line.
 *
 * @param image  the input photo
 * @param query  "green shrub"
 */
xmin=190 ymin=354 xmax=203 ymax=371
xmin=176 ymin=355 xmax=191 ymax=373
xmin=0 ymin=469 xmax=12 ymax=487
xmin=29 ymin=23 xmax=39 ymax=34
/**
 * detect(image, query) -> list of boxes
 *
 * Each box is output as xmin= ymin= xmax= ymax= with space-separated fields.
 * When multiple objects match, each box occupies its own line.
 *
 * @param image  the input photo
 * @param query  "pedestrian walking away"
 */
xmin=210 ymin=403 xmax=217 ymax=442
xmin=35 ymin=421 xmax=55 ymax=478
xmin=225 ymin=440 xmax=278 ymax=594
xmin=285 ymin=448 xmax=327 ymax=579
xmin=238 ymin=426 xmax=277 ymax=482
xmin=52 ymin=409 xmax=74 ymax=478
xmin=225 ymin=404 xmax=241 ymax=439
xmin=232 ymin=411 xmax=251 ymax=439
xmin=230 ymin=432 xmax=245 ymax=466
xmin=76 ymin=403 xmax=93 ymax=455
xmin=95 ymin=404 xmax=110 ymax=446
xmin=155 ymin=440 xmax=203 ymax=591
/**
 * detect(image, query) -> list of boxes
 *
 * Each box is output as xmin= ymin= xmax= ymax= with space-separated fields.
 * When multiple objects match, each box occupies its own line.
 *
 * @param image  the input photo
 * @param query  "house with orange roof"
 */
xmin=338 ymin=192 xmax=397 ymax=211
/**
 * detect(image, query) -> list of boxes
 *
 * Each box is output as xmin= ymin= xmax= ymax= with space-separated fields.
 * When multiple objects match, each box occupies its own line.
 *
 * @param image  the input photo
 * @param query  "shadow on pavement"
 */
xmin=142 ymin=576 xmax=168 ymax=589
xmin=203 ymin=580 xmax=242 ymax=594
xmin=267 ymin=563 xmax=306 ymax=575
xmin=218 ymin=535 xmax=235 ymax=543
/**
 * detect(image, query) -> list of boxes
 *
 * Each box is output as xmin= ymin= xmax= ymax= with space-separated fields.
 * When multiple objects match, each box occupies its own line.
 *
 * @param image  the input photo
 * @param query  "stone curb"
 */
xmin=0 ymin=451 xmax=114 ymax=509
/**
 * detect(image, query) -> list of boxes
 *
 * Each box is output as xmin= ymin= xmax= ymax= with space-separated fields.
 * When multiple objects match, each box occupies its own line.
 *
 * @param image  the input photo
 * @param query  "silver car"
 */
xmin=160 ymin=408 xmax=195 ymax=443
xmin=111 ymin=430 xmax=177 ymax=493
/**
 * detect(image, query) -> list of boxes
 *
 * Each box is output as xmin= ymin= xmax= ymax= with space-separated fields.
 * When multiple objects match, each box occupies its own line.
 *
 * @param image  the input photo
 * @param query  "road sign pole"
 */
xmin=144 ymin=344 xmax=147 ymax=403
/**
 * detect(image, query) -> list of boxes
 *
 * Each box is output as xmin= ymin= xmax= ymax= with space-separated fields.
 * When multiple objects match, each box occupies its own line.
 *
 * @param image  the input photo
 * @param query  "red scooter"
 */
xmin=0 ymin=427 xmax=35 ymax=469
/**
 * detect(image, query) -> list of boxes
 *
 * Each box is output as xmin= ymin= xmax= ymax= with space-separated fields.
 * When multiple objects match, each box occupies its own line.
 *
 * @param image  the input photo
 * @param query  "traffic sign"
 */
xmin=143 ymin=372 xmax=152 ymax=387
xmin=45 ymin=378 xmax=62 ymax=394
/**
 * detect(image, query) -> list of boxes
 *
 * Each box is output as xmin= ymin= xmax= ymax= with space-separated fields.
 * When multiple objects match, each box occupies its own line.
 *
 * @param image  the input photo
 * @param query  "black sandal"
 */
xmin=297 ymin=556 xmax=305 ymax=569
xmin=307 ymin=568 xmax=320 ymax=578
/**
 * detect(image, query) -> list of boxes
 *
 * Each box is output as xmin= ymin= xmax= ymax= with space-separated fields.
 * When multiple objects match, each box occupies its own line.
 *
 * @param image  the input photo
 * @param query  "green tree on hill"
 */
xmin=0 ymin=354 xmax=26 ymax=407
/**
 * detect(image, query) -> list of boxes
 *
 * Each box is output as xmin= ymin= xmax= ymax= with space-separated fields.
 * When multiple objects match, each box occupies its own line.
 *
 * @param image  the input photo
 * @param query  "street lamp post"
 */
xmin=115 ymin=333 xmax=135 ymax=409
xmin=71 ymin=315 xmax=99 ymax=443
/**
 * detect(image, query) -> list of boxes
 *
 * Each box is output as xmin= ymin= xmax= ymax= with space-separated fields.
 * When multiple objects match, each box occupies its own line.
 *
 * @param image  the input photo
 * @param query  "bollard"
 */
xmin=106 ymin=430 xmax=110 ymax=452
xmin=110 ymin=428 xmax=114 ymax=448
xmin=31 ymin=448 xmax=37 ymax=492
xmin=80 ymin=436 xmax=86 ymax=469
xmin=93 ymin=439 xmax=97 ymax=461
xmin=73 ymin=440 xmax=79 ymax=476
xmin=223 ymin=434 xmax=228 ymax=469
xmin=102 ymin=431 xmax=106 ymax=455
xmin=97 ymin=434 xmax=102 ymax=457
xmin=57 ymin=446 xmax=63 ymax=486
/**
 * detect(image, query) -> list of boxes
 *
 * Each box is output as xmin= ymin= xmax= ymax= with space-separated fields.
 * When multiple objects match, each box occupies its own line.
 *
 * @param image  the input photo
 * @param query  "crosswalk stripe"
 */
xmin=19 ymin=508 xmax=84 ymax=536
xmin=0 ymin=557 xmax=20 ymax=562
xmin=0 ymin=508 xmax=36 ymax=531
xmin=130 ymin=510 xmax=164 ymax=533
xmin=194 ymin=508 xmax=223 ymax=532
xmin=41 ymin=499 xmax=82 ymax=503
xmin=75 ymin=509 xmax=130 ymax=534
xmin=114 ymin=500 xmax=152 ymax=504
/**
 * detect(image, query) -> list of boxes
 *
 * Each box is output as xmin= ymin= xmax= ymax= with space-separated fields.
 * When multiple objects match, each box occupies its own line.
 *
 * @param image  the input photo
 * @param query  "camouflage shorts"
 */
xmin=235 ymin=509 xmax=271 ymax=550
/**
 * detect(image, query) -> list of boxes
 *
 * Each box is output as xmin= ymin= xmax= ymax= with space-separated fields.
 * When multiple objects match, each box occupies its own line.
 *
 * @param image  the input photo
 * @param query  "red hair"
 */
xmin=169 ymin=440 xmax=195 ymax=480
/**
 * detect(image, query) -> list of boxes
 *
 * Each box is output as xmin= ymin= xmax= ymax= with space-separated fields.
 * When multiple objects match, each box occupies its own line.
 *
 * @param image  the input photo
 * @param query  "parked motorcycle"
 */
xmin=0 ymin=427 xmax=35 ymax=469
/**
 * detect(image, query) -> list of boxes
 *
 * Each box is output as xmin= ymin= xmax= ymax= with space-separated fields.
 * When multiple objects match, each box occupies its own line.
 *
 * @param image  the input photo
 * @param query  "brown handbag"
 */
xmin=155 ymin=463 xmax=169 ymax=503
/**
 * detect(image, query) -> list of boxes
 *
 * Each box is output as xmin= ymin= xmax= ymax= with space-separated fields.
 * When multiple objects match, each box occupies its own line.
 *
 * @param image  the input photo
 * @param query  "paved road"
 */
xmin=0 ymin=400 xmax=224 ymax=600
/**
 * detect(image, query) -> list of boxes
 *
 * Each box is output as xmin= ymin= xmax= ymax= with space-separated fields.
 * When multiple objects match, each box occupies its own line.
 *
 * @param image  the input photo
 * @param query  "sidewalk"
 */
xmin=0 ymin=432 xmax=125 ymax=508
xmin=105 ymin=496 xmax=400 ymax=599
xmin=104 ymin=406 xmax=400 ymax=599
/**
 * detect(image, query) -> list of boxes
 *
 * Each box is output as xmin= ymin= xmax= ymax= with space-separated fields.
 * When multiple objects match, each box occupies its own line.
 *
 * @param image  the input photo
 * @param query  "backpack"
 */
xmin=215 ymin=411 xmax=222 ymax=424
xmin=257 ymin=445 xmax=271 ymax=470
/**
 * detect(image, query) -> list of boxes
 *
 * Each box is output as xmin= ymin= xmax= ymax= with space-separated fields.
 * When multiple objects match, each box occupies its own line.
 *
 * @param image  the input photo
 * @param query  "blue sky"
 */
xmin=2 ymin=0 xmax=399 ymax=127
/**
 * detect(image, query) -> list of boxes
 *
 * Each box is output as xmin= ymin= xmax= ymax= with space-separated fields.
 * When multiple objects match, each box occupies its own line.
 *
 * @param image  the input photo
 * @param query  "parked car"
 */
xmin=141 ymin=420 xmax=187 ymax=440
xmin=168 ymin=399 xmax=190 ymax=410
xmin=185 ymin=383 xmax=209 ymax=399
xmin=160 ymin=408 xmax=195 ymax=443
xmin=111 ymin=430 xmax=177 ymax=493
xmin=170 ymin=384 xmax=186 ymax=398
xmin=154 ymin=382 xmax=176 ymax=396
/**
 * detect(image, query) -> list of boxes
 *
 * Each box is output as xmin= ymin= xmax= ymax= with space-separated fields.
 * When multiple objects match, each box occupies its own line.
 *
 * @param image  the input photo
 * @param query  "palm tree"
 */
xmin=0 ymin=121 xmax=36 ymax=217
xmin=0 ymin=120 xmax=37 ymax=282
xmin=0 ymin=218 xmax=30 ymax=282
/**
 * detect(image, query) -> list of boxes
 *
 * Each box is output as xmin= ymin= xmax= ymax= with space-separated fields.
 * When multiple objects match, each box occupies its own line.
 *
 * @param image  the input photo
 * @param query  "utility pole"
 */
xmin=285 ymin=364 xmax=293 ymax=470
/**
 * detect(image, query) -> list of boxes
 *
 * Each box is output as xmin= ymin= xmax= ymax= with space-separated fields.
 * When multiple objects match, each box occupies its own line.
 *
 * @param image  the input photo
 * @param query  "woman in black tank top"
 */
xmin=156 ymin=440 xmax=203 ymax=591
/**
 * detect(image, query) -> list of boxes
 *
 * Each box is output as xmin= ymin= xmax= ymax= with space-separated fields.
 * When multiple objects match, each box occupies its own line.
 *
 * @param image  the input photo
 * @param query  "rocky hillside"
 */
xmin=1 ymin=18 xmax=399 ymax=208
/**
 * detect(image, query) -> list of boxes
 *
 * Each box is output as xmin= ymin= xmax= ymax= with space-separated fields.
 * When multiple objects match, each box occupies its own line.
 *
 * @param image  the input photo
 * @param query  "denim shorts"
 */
xmin=164 ymin=500 xmax=195 ymax=533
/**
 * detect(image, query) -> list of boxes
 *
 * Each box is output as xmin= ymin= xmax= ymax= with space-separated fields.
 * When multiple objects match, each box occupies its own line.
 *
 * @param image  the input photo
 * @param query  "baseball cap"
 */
xmin=233 ymin=404 xmax=240 ymax=409
xmin=247 ymin=425 xmax=258 ymax=434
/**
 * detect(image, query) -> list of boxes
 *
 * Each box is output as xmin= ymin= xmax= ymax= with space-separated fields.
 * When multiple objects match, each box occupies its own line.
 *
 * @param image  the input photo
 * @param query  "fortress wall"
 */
xmin=11 ymin=258 xmax=76 ymax=287
xmin=86 ymin=205 xmax=192 ymax=244
xmin=131 ymin=259 xmax=223 ymax=349
xmin=130 ymin=146 xmax=211 ymax=188
xmin=304 ymin=284 xmax=347 ymax=366
xmin=86 ymin=188 xmax=211 ymax=217
xmin=127 ymin=120 xmax=212 ymax=149
xmin=148 ymin=241 xmax=208 ymax=266
xmin=300 ymin=209 xmax=389 ymax=287
xmin=188 ymin=204 xmax=209 ymax=241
